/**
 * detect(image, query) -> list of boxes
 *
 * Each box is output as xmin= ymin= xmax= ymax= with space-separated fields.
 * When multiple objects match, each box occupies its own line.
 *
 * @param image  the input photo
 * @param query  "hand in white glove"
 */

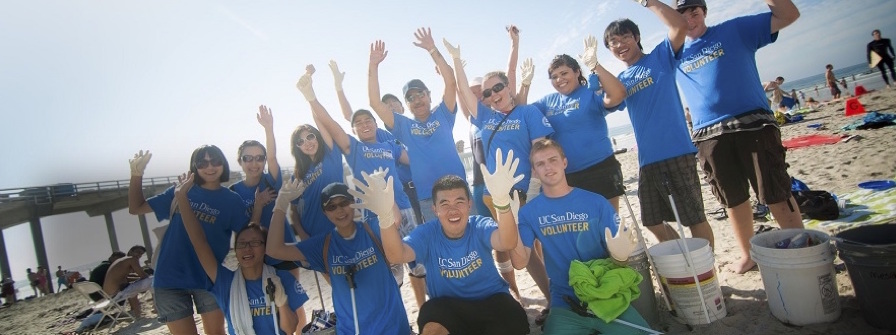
xmin=348 ymin=168 xmax=397 ymax=229
xmin=520 ymin=58 xmax=535 ymax=87
xmin=605 ymin=215 xmax=637 ymax=263
xmin=328 ymin=60 xmax=345 ymax=91
xmin=481 ymin=148 xmax=523 ymax=209
xmin=129 ymin=150 xmax=152 ymax=176
xmin=580 ymin=35 xmax=600 ymax=71
xmin=274 ymin=177 xmax=306 ymax=214
xmin=442 ymin=38 xmax=461 ymax=60
xmin=268 ymin=276 xmax=288 ymax=307
xmin=296 ymin=71 xmax=317 ymax=102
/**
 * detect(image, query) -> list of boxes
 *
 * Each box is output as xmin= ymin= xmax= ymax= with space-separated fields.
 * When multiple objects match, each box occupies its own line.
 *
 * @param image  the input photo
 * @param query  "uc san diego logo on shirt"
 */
xmin=437 ymin=250 xmax=484 ymax=279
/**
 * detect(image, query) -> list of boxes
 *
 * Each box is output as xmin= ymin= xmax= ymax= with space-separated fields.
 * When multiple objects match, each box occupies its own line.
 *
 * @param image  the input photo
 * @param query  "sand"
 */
xmin=2 ymin=88 xmax=894 ymax=334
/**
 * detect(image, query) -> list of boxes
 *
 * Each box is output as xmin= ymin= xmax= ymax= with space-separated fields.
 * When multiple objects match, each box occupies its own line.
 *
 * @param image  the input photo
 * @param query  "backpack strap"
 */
xmin=322 ymin=232 xmax=332 ymax=275
xmin=361 ymin=221 xmax=391 ymax=268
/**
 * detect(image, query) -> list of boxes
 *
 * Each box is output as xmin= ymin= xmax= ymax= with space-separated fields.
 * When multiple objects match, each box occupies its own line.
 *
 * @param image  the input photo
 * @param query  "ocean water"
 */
xmin=781 ymin=62 xmax=891 ymax=102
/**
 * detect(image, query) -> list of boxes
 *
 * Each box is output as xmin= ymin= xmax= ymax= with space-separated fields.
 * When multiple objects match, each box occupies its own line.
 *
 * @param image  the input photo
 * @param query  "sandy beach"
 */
xmin=2 ymin=87 xmax=894 ymax=334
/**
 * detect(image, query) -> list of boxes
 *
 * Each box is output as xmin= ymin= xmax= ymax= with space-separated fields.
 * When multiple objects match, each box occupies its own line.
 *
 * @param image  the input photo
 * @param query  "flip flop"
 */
xmin=708 ymin=208 xmax=728 ymax=220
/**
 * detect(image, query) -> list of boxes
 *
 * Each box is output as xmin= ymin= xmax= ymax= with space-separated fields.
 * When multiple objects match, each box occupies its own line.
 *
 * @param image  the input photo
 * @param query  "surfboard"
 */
xmin=870 ymin=50 xmax=882 ymax=68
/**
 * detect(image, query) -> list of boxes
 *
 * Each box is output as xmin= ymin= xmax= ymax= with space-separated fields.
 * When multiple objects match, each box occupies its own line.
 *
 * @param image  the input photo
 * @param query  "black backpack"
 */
xmin=792 ymin=190 xmax=839 ymax=220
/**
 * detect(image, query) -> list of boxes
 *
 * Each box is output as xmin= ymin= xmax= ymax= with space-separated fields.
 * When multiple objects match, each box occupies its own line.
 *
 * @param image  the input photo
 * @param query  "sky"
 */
xmin=1 ymin=0 xmax=894 ymax=281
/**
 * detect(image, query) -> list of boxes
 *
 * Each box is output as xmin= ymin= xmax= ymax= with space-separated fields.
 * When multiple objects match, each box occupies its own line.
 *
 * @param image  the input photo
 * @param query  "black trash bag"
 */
xmin=792 ymin=190 xmax=839 ymax=220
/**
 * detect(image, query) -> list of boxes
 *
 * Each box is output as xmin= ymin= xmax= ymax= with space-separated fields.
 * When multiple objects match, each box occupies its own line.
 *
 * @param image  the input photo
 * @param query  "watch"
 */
xmin=639 ymin=0 xmax=648 ymax=7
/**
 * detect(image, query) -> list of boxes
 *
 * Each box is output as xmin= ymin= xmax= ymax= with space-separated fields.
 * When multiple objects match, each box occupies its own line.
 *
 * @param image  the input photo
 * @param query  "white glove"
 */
xmin=605 ymin=215 xmax=637 ymax=263
xmin=274 ymin=178 xmax=306 ymax=214
xmin=268 ymin=275 xmax=288 ymax=307
xmin=520 ymin=58 xmax=535 ymax=87
xmin=348 ymin=168 xmax=397 ymax=229
xmin=442 ymin=38 xmax=461 ymax=60
xmin=580 ymin=35 xmax=600 ymax=71
xmin=296 ymin=72 xmax=317 ymax=102
xmin=481 ymin=148 xmax=523 ymax=209
xmin=328 ymin=60 xmax=345 ymax=91
xmin=129 ymin=150 xmax=152 ymax=176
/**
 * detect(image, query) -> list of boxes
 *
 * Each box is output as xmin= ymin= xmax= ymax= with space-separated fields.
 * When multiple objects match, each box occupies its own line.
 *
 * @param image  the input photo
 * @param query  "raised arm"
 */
xmin=581 ymin=35 xmax=627 ymax=108
xmin=349 ymin=169 xmax=416 ymax=264
xmin=127 ymin=150 xmax=153 ymax=215
xmin=506 ymin=194 xmax=530 ymax=269
xmin=767 ymin=0 xmax=800 ymax=34
xmin=443 ymin=39 xmax=478 ymax=120
xmin=298 ymin=66 xmax=334 ymax=150
xmin=516 ymin=58 xmax=534 ymax=106
xmin=506 ymin=25 xmax=520 ymax=97
xmin=330 ymin=60 xmax=354 ymax=123
xmin=267 ymin=179 xmax=309 ymax=262
xmin=257 ymin=105 xmax=280 ymax=181
xmin=297 ymin=65 xmax=351 ymax=154
xmin=414 ymin=27 xmax=457 ymax=111
xmin=368 ymin=40 xmax=395 ymax=128
xmin=482 ymin=149 xmax=522 ymax=252
xmin=644 ymin=0 xmax=687 ymax=52
xmin=175 ymin=173 xmax=219 ymax=282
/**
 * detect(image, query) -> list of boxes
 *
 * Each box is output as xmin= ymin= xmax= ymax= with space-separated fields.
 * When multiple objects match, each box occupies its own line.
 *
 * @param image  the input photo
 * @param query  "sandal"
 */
xmin=535 ymin=308 xmax=550 ymax=325
xmin=707 ymin=208 xmax=727 ymax=220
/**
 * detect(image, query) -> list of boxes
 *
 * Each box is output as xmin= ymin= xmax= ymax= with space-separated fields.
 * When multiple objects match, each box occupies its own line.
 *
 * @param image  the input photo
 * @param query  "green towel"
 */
xmin=568 ymin=258 xmax=642 ymax=323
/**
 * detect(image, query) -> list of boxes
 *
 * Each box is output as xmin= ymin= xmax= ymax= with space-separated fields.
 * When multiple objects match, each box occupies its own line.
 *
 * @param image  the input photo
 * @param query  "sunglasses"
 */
xmin=481 ymin=82 xmax=506 ymax=99
xmin=241 ymin=154 xmax=266 ymax=163
xmin=295 ymin=133 xmax=316 ymax=146
xmin=406 ymin=91 xmax=428 ymax=103
xmin=195 ymin=158 xmax=224 ymax=169
xmin=323 ymin=199 xmax=354 ymax=212
xmin=234 ymin=240 xmax=264 ymax=249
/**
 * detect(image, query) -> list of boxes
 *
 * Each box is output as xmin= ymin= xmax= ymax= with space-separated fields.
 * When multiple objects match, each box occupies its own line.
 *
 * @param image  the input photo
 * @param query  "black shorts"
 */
xmin=417 ymin=293 xmax=528 ymax=335
xmin=695 ymin=126 xmax=792 ymax=208
xmin=566 ymin=156 xmax=625 ymax=200
xmin=638 ymin=154 xmax=707 ymax=226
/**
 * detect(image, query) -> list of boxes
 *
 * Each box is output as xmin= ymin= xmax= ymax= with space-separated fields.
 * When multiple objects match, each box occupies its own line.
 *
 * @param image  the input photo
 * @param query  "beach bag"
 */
xmin=792 ymin=190 xmax=839 ymax=220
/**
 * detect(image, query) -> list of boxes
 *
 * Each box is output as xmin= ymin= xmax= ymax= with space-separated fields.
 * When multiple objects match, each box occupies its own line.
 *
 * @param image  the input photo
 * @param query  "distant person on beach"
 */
xmin=1 ymin=277 xmax=15 ymax=305
xmin=826 ymin=64 xmax=842 ymax=99
xmin=840 ymin=78 xmax=848 ymax=93
xmin=299 ymin=62 xmax=428 ymax=309
xmin=604 ymin=1 xmax=715 ymax=249
xmin=368 ymin=28 xmax=466 ymax=225
xmin=178 ymin=174 xmax=308 ymax=335
xmin=530 ymin=39 xmax=628 ymax=211
xmin=89 ymin=251 xmax=125 ymax=292
xmin=868 ymin=29 xmax=896 ymax=88
xmin=685 ymin=107 xmax=693 ymax=131
xmin=359 ymin=163 xmax=529 ymax=334
xmin=764 ymin=76 xmax=786 ymax=110
xmin=791 ymin=89 xmax=801 ymax=109
xmin=103 ymin=245 xmax=150 ymax=317
xmin=128 ymin=146 xmax=249 ymax=335
xmin=267 ymin=181 xmax=411 ymax=335
xmin=510 ymin=139 xmax=648 ymax=334
xmin=55 ymin=266 xmax=67 ymax=292
xmin=675 ymin=0 xmax=804 ymax=274
xmin=26 ymin=268 xmax=39 ymax=297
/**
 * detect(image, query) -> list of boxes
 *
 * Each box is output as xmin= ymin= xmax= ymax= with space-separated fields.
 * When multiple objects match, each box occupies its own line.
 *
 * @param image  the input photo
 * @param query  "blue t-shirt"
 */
xmin=404 ymin=215 xmax=509 ymax=300
xmin=211 ymin=266 xmax=310 ymax=335
xmin=471 ymin=103 xmax=553 ymax=193
xmin=532 ymin=87 xmax=615 ymax=173
xmin=295 ymin=219 xmax=410 ymax=335
xmin=518 ymin=188 xmax=619 ymax=309
xmin=375 ymin=128 xmax=414 ymax=185
xmin=293 ymin=144 xmax=344 ymax=237
xmin=388 ymin=102 xmax=466 ymax=200
xmin=616 ymin=38 xmax=697 ymax=167
xmin=676 ymin=12 xmax=778 ymax=130
xmin=345 ymin=137 xmax=411 ymax=210
xmin=231 ymin=173 xmax=298 ymax=245
xmin=147 ymin=186 xmax=248 ymax=289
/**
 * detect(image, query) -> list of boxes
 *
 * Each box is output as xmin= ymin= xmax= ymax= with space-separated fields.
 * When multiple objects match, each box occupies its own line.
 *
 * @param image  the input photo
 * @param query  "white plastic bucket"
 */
xmin=648 ymin=238 xmax=726 ymax=325
xmin=627 ymin=246 xmax=660 ymax=328
xmin=750 ymin=229 xmax=840 ymax=326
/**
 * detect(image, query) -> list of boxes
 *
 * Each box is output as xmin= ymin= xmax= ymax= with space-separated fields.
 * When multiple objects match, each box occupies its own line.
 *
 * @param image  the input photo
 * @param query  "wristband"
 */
xmin=496 ymin=206 xmax=511 ymax=215
xmin=493 ymin=203 xmax=511 ymax=211
xmin=428 ymin=48 xmax=438 ymax=55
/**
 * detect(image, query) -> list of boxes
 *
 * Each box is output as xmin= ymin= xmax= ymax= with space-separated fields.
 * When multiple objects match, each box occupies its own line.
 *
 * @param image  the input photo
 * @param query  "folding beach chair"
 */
xmin=72 ymin=281 xmax=135 ymax=334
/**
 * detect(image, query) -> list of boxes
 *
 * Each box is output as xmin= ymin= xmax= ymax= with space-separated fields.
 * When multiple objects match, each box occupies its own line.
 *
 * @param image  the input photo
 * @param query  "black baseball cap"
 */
xmin=402 ymin=79 xmax=429 ymax=100
xmin=320 ymin=183 xmax=353 ymax=208
xmin=674 ymin=0 xmax=706 ymax=11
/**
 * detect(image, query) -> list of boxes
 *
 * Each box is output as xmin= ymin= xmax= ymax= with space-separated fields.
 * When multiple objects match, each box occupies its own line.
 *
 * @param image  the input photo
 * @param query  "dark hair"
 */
xmin=290 ymin=124 xmax=326 ymax=179
xmin=776 ymin=76 xmax=785 ymax=81
xmin=530 ymin=138 xmax=567 ymax=161
xmin=603 ymin=19 xmax=643 ymax=51
xmin=381 ymin=94 xmax=400 ymax=103
xmin=237 ymin=140 xmax=266 ymax=161
xmin=548 ymin=55 xmax=587 ymax=87
xmin=351 ymin=109 xmax=377 ymax=126
xmin=431 ymin=175 xmax=471 ymax=202
xmin=235 ymin=223 xmax=268 ymax=247
xmin=189 ymin=145 xmax=231 ymax=185
xmin=872 ymin=29 xmax=881 ymax=35
xmin=128 ymin=245 xmax=146 ymax=255
xmin=826 ymin=64 xmax=833 ymax=69
xmin=109 ymin=251 xmax=126 ymax=261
